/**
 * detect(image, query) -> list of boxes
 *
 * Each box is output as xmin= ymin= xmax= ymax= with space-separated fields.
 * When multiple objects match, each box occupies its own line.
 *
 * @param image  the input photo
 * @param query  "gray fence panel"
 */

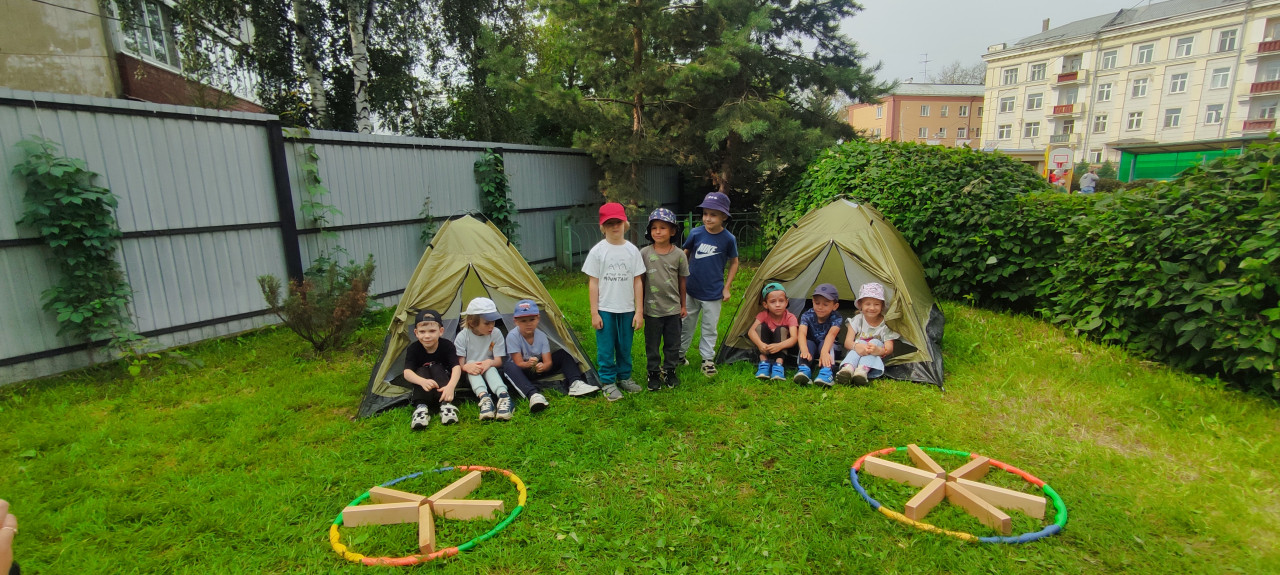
xmin=505 ymin=152 xmax=597 ymax=210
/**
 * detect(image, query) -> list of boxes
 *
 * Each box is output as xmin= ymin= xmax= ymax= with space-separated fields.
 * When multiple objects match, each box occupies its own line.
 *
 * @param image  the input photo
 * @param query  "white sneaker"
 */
xmin=439 ymin=403 xmax=459 ymax=425
xmin=529 ymin=392 xmax=549 ymax=413
xmin=567 ymin=379 xmax=599 ymax=397
xmin=411 ymin=405 xmax=430 ymax=430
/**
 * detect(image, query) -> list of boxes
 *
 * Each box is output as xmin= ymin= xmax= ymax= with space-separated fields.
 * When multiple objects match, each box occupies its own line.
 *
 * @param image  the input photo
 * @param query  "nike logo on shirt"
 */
xmin=694 ymin=244 xmax=720 ymax=259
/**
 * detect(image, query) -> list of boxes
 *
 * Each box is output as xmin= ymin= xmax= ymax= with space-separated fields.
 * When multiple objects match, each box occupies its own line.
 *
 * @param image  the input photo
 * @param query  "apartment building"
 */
xmin=844 ymin=84 xmax=986 ymax=148
xmin=981 ymin=0 xmax=1280 ymax=166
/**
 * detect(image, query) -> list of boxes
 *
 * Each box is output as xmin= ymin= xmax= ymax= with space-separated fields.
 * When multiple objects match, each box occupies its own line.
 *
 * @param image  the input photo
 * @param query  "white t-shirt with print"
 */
xmin=582 ymin=240 xmax=646 ymax=313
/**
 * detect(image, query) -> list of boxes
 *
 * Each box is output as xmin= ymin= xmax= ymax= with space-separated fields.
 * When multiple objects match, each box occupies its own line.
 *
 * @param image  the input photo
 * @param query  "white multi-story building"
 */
xmin=981 ymin=0 xmax=1280 ymax=166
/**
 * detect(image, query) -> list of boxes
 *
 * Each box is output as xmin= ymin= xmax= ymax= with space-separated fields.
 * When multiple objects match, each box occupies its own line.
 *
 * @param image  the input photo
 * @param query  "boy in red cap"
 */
xmin=582 ymin=202 xmax=646 ymax=401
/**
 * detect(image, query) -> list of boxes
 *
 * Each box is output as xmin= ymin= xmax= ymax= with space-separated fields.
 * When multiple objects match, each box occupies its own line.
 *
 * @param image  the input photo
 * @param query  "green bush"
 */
xmin=258 ymin=254 xmax=377 ymax=352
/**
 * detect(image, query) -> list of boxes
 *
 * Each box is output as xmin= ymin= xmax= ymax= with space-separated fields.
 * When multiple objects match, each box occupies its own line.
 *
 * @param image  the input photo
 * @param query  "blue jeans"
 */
xmin=800 ymin=340 xmax=838 ymax=371
xmin=840 ymin=338 xmax=886 ymax=379
xmin=596 ymin=311 xmax=635 ymax=384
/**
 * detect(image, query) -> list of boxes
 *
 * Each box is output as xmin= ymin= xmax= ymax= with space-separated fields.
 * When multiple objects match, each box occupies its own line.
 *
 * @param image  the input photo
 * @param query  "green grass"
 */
xmin=2 ymin=266 xmax=1278 ymax=574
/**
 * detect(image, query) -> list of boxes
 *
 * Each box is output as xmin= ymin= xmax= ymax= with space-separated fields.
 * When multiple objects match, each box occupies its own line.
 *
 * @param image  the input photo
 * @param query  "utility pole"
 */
xmin=920 ymin=53 xmax=933 ymax=81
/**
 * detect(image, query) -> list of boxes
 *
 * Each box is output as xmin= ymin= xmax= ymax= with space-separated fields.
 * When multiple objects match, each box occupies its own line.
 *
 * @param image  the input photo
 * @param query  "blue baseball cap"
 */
xmin=513 ymin=299 xmax=540 ymax=318
xmin=697 ymin=192 xmax=731 ymax=218
xmin=812 ymin=284 xmax=839 ymax=302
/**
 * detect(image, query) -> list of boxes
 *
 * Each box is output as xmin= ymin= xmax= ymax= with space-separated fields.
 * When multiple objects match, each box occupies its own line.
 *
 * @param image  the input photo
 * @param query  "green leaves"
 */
xmin=258 ymin=253 xmax=377 ymax=353
xmin=475 ymin=149 xmax=520 ymax=246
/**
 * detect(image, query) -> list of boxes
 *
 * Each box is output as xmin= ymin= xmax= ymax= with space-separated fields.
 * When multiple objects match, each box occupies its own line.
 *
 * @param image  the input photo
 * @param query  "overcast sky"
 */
xmin=840 ymin=0 xmax=1148 ymax=84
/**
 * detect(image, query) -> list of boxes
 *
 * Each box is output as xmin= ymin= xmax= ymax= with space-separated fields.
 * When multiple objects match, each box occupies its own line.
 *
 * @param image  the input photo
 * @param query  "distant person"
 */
xmin=1079 ymin=165 xmax=1100 ymax=194
xmin=747 ymin=282 xmax=798 ymax=381
xmin=640 ymin=208 xmax=689 ymax=391
xmin=500 ymin=299 xmax=599 ymax=405
xmin=1 ymin=499 xmax=17 ymax=575
xmin=681 ymin=192 xmax=740 ymax=377
xmin=402 ymin=309 xmax=462 ymax=428
xmin=582 ymin=202 xmax=646 ymax=401
xmin=454 ymin=297 xmax=514 ymax=421
xmin=836 ymin=282 xmax=900 ymax=386
xmin=794 ymin=283 xmax=843 ymax=387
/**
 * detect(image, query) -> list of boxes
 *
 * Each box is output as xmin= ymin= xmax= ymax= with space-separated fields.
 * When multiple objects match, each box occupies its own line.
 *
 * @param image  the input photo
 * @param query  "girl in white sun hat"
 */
xmin=835 ymin=282 xmax=900 ymax=386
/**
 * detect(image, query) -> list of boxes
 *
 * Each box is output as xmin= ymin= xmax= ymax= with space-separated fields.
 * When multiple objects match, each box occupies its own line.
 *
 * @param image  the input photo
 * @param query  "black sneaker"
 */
xmin=647 ymin=371 xmax=662 ymax=391
xmin=665 ymin=370 xmax=680 ymax=389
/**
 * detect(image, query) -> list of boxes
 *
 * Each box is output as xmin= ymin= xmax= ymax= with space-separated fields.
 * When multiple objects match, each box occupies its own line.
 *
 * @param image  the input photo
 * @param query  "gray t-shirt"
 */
xmin=640 ymin=245 xmax=690 ymax=317
xmin=846 ymin=314 xmax=901 ymax=343
xmin=505 ymin=328 xmax=550 ymax=360
xmin=454 ymin=326 xmax=507 ymax=363
xmin=1079 ymin=172 xmax=1100 ymax=189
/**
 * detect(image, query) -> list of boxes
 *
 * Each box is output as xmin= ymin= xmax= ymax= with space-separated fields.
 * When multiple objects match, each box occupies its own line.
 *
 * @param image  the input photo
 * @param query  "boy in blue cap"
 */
xmin=501 ymin=298 xmax=599 ymax=406
xmin=794 ymin=283 xmax=843 ymax=386
xmin=681 ymin=192 xmax=739 ymax=377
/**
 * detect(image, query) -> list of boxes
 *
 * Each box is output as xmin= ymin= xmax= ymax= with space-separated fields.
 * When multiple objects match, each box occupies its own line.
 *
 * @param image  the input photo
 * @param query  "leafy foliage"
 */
xmin=12 ymin=137 xmax=139 ymax=358
xmin=258 ymin=254 xmax=376 ymax=352
xmin=418 ymin=196 xmax=438 ymax=245
xmin=297 ymin=143 xmax=342 ymax=239
xmin=474 ymin=149 xmax=519 ymax=245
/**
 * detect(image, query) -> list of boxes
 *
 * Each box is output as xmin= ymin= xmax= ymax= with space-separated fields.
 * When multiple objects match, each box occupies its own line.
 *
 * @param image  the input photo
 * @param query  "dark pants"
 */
xmin=501 ymin=349 xmax=585 ymax=398
xmin=757 ymin=324 xmax=791 ymax=363
xmin=799 ymin=339 xmax=839 ymax=371
xmin=409 ymin=363 xmax=450 ymax=408
xmin=644 ymin=314 xmax=682 ymax=374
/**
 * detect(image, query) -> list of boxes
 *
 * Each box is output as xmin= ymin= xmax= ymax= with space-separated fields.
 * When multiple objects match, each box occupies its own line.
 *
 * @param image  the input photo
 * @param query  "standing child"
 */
xmin=794 ymin=283 xmax=843 ymax=387
xmin=835 ymin=283 xmax=900 ymax=386
xmin=501 ymin=299 xmax=600 ymax=405
xmin=403 ymin=309 xmax=463 ymax=429
xmin=582 ymin=202 xmax=646 ymax=401
xmin=746 ymin=282 xmax=798 ymax=380
xmin=681 ymin=192 xmax=739 ymax=377
xmin=454 ymin=297 xmax=514 ymax=421
xmin=640 ymin=208 xmax=689 ymax=391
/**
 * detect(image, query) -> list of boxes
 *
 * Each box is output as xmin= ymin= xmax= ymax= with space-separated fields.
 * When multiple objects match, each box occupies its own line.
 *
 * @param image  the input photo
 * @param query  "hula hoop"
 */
xmin=329 ymin=465 xmax=527 ymax=566
xmin=850 ymin=446 xmax=1067 ymax=544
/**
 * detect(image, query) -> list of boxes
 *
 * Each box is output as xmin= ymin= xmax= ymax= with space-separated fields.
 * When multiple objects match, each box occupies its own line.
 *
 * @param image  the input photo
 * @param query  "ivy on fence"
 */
xmin=475 ymin=149 xmax=519 ymax=246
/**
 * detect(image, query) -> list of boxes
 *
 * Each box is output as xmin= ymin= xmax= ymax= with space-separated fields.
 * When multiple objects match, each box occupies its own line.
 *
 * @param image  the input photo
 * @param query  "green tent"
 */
xmin=359 ymin=214 xmax=599 ymax=418
xmin=715 ymin=199 xmax=944 ymax=387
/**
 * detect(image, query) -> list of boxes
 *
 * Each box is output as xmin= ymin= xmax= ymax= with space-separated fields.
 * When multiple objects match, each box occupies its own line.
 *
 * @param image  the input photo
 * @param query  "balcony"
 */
xmin=1261 ymin=40 xmax=1280 ymax=54
xmin=1243 ymin=118 xmax=1276 ymax=132
xmin=1055 ymin=69 xmax=1088 ymax=85
xmin=1049 ymin=103 xmax=1084 ymax=117
xmin=1049 ymin=133 xmax=1079 ymax=145
xmin=1250 ymin=80 xmax=1280 ymax=95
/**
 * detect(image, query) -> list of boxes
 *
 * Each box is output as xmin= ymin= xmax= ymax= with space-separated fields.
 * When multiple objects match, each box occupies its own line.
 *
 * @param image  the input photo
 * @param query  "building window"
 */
xmin=875 ymin=105 xmax=883 ymax=118
xmin=1060 ymin=119 xmax=1075 ymax=135
xmin=1029 ymin=63 xmax=1046 ymax=81
xmin=1064 ymin=54 xmax=1083 ymax=72
xmin=918 ymin=127 xmax=929 ymax=138
xmin=1210 ymin=68 xmax=1231 ymax=89
xmin=1002 ymin=68 xmax=1019 ymax=85
xmin=1259 ymin=102 xmax=1278 ymax=119
xmin=997 ymin=124 xmax=1012 ymax=139
xmin=121 ymin=0 xmax=181 ymax=68
xmin=1164 ymin=108 xmax=1181 ymax=128
xmin=1127 ymin=111 xmax=1144 ymax=130
xmin=1169 ymin=73 xmax=1188 ymax=93
xmin=1131 ymin=78 xmax=1149 ymax=98
xmin=973 ymin=127 xmax=981 ymax=137
xmin=1217 ymin=29 xmax=1238 ymax=52
xmin=1174 ymin=36 xmax=1194 ymax=58
xmin=1263 ymin=61 xmax=1280 ymax=82
xmin=1060 ymin=87 xmax=1078 ymax=105
xmin=1023 ymin=122 xmax=1040 ymax=137
xmin=1093 ymin=114 xmax=1108 ymax=133
xmin=1101 ymin=50 xmax=1117 ymax=69
xmin=1268 ymin=18 xmax=1280 ymax=41
xmin=1205 ymin=104 xmax=1223 ymax=124
xmin=920 ymin=104 xmax=930 ymax=116
xmin=938 ymin=127 xmax=947 ymax=137
xmin=1097 ymin=82 xmax=1112 ymax=102
xmin=977 ymin=106 xmax=983 ymax=117
xmin=999 ymin=97 xmax=1015 ymax=113
xmin=957 ymin=126 xmax=968 ymax=138
xmin=1136 ymin=43 xmax=1154 ymax=64
xmin=959 ymin=105 xmax=969 ymax=117
xmin=941 ymin=105 xmax=949 ymax=117
xmin=1089 ymin=150 xmax=1103 ymax=163
xmin=1026 ymin=93 xmax=1043 ymax=110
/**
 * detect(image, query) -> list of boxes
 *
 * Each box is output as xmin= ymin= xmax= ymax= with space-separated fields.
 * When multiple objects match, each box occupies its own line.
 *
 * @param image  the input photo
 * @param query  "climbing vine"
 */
xmin=299 ymin=143 xmax=342 ymax=240
xmin=474 ymin=149 xmax=519 ymax=245
xmin=419 ymin=196 xmax=437 ymax=245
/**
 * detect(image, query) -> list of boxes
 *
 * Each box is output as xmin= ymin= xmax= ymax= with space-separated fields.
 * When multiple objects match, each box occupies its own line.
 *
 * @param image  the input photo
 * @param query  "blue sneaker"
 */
xmin=793 ymin=364 xmax=812 ymax=385
xmin=816 ymin=367 xmax=834 ymax=386
xmin=755 ymin=361 xmax=771 ymax=380
xmin=771 ymin=362 xmax=786 ymax=380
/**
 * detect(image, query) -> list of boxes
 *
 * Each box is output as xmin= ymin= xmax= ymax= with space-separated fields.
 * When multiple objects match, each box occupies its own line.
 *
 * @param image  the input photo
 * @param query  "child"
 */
xmin=501 ymin=299 xmax=600 ymax=405
xmin=582 ymin=202 xmax=646 ymax=401
xmin=640 ymin=208 xmax=689 ymax=391
xmin=454 ymin=297 xmax=514 ymax=421
xmin=794 ymin=283 xmax=843 ymax=387
xmin=681 ymin=191 xmax=739 ymax=377
xmin=835 ymin=282 xmax=900 ymax=386
xmin=402 ymin=309 xmax=462 ymax=428
xmin=747 ymin=282 xmax=798 ymax=380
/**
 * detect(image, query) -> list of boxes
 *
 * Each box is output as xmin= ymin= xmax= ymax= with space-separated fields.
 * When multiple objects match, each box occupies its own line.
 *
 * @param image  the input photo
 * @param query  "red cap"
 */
xmin=599 ymin=202 xmax=627 ymax=225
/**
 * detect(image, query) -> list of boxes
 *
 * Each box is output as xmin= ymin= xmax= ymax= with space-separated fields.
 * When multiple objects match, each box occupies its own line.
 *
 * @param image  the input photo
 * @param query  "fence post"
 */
xmin=265 ymin=121 xmax=304 ymax=281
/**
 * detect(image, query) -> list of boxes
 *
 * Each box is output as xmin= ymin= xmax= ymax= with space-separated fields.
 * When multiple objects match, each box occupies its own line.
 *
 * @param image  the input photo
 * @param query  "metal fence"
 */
xmin=0 ymin=88 xmax=677 ymax=383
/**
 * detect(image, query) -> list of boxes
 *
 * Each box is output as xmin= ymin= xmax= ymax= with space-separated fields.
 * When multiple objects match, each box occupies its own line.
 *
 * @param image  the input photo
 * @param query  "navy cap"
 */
xmin=415 ymin=309 xmax=444 ymax=326
xmin=697 ymin=192 xmax=731 ymax=218
xmin=812 ymin=283 xmax=839 ymax=302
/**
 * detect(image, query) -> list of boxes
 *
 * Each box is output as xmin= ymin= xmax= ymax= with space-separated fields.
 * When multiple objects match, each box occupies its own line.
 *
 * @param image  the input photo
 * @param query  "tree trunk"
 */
xmin=292 ymin=0 xmax=328 ymax=128
xmin=346 ymin=0 xmax=374 ymax=133
xmin=629 ymin=8 xmax=643 ymax=191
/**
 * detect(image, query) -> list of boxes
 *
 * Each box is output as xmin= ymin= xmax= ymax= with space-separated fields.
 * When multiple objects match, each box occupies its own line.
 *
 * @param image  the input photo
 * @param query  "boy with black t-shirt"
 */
xmin=403 ymin=309 xmax=462 ymax=429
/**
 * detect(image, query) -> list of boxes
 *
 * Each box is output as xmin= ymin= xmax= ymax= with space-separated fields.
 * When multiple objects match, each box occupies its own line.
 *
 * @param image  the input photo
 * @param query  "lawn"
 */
xmin=1 ymin=265 xmax=1278 ymax=574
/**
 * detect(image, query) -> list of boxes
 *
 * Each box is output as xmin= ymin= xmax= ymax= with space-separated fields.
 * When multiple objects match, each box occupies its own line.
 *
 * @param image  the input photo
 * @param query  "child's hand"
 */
xmin=592 ymin=312 xmax=603 ymax=330
xmin=420 ymin=379 xmax=438 ymax=390
xmin=853 ymin=342 xmax=869 ymax=355
xmin=819 ymin=354 xmax=834 ymax=368
xmin=722 ymin=286 xmax=732 ymax=301
xmin=632 ymin=315 xmax=644 ymax=330
xmin=799 ymin=349 xmax=812 ymax=361
xmin=535 ymin=361 xmax=549 ymax=374
xmin=440 ymin=385 xmax=455 ymax=403
xmin=871 ymin=345 xmax=886 ymax=357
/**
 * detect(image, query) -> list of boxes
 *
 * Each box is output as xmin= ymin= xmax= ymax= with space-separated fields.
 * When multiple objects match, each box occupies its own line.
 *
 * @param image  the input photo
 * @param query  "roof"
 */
xmin=1111 ymin=135 xmax=1269 ymax=153
xmin=886 ymin=84 xmax=986 ymax=97
xmin=1008 ymin=0 xmax=1246 ymax=49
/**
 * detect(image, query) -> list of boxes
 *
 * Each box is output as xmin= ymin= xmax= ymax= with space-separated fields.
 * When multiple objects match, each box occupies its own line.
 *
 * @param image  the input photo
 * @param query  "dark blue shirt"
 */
xmin=682 ymin=226 xmax=738 ymax=301
xmin=799 ymin=308 xmax=843 ymax=346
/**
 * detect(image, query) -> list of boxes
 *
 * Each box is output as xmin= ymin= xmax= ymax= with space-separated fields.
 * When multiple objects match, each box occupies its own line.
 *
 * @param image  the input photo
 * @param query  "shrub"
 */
xmin=258 ymin=254 xmax=377 ymax=352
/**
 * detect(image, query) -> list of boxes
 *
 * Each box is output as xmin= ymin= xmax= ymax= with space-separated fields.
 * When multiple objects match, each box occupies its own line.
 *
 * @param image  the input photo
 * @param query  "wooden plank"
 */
xmin=426 ymin=471 xmax=482 ymax=502
xmin=953 ymin=478 xmax=1047 ymax=519
xmin=432 ymin=499 xmax=505 ymax=520
xmin=904 ymin=478 xmax=947 ymax=521
xmin=369 ymin=486 xmax=427 ymax=505
xmin=907 ymin=444 xmax=945 ymax=475
xmin=862 ymin=456 xmax=944 ymax=488
xmin=418 ymin=502 xmax=436 ymax=553
xmin=948 ymin=456 xmax=990 ymax=481
xmin=945 ymin=483 xmax=1012 ymax=535
xmin=342 ymin=502 xmax=421 ymax=526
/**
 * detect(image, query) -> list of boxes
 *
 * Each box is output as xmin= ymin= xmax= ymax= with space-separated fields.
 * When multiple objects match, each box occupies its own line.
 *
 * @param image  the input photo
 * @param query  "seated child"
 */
xmin=836 ymin=282 xmax=900 ymax=386
xmin=454 ymin=297 xmax=514 ymax=421
xmin=402 ymin=309 xmax=462 ymax=429
xmin=794 ymin=283 xmax=843 ymax=387
xmin=747 ymin=281 xmax=798 ymax=381
xmin=501 ymin=299 xmax=599 ymax=407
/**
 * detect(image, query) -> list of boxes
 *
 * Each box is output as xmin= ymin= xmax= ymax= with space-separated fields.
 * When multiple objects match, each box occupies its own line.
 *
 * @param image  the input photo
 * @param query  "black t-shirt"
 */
xmin=404 ymin=338 xmax=459 ymax=373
